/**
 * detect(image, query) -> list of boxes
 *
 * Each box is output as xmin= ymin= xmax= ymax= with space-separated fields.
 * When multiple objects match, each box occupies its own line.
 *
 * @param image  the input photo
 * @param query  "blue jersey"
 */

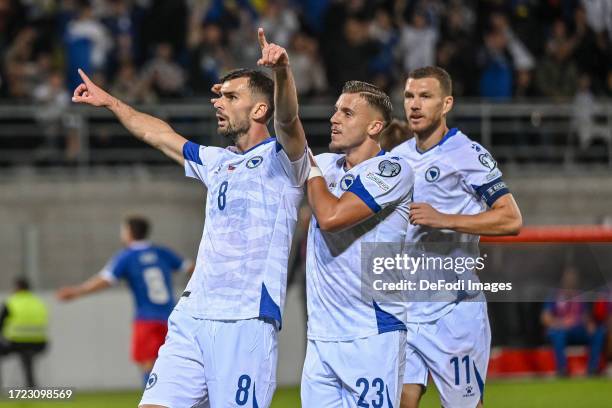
xmin=99 ymin=241 xmax=188 ymax=321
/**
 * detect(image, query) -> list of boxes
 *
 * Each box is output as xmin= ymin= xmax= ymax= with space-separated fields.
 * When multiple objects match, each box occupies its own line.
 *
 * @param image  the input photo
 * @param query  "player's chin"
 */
xmin=328 ymin=141 xmax=345 ymax=153
xmin=217 ymin=124 xmax=230 ymax=135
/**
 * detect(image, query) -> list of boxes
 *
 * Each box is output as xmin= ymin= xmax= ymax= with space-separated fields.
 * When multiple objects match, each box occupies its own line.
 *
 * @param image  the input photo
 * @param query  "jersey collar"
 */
xmin=336 ymin=149 xmax=386 ymax=171
xmin=240 ymin=137 xmax=275 ymax=155
xmin=415 ymin=127 xmax=458 ymax=154
xmin=128 ymin=240 xmax=152 ymax=249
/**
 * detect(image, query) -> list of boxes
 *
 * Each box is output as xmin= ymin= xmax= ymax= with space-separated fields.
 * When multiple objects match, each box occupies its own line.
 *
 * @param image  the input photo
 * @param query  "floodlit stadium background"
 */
xmin=0 ymin=0 xmax=611 ymax=406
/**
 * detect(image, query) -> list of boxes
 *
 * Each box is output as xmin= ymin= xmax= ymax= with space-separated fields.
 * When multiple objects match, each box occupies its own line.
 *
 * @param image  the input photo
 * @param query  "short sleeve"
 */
xmin=347 ymin=156 xmax=414 ymax=213
xmin=99 ymin=251 xmax=129 ymax=284
xmin=274 ymin=141 xmax=311 ymax=187
xmin=158 ymin=247 xmax=188 ymax=273
xmin=460 ymin=144 xmax=509 ymax=207
xmin=183 ymin=142 xmax=225 ymax=187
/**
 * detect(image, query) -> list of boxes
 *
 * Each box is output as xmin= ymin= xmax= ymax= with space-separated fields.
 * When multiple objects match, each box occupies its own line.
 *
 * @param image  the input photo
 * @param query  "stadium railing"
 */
xmin=0 ymin=101 xmax=611 ymax=168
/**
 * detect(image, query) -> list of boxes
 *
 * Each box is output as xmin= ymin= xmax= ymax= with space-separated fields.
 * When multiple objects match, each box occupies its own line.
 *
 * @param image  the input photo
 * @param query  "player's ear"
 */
xmin=442 ymin=95 xmax=454 ymax=116
xmin=251 ymin=102 xmax=269 ymax=122
xmin=367 ymin=120 xmax=385 ymax=138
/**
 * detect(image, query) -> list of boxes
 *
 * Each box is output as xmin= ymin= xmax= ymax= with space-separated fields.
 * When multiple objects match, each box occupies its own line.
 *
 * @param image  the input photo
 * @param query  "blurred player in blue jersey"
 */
xmin=392 ymin=67 xmax=522 ymax=408
xmin=56 ymin=216 xmax=193 ymax=385
xmin=303 ymin=81 xmax=415 ymax=406
xmin=70 ymin=27 xmax=308 ymax=408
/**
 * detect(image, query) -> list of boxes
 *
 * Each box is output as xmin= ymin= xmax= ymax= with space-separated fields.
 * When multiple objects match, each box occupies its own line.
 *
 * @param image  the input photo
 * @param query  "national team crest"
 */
xmin=145 ymin=373 xmax=158 ymax=390
xmin=425 ymin=166 xmax=440 ymax=182
xmin=246 ymin=156 xmax=263 ymax=169
xmin=340 ymin=174 xmax=355 ymax=190
xmin=377 ymin=160 xmax=401 ymax=177
xmin=479 ymin=153 xmax=496 ymax=171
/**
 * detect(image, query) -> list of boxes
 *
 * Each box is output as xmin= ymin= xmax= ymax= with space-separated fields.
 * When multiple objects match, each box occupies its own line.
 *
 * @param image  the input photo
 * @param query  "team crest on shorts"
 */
xmin=246 ymin=156 xmax=263 ymax=168
xmin=425 ymin=166 xmax=440 ymax=182
xmin=377 ymin=160 xmax=401 ymax=177
xmin=340 ymin=174 xmax=355 ymax=190
xmin=145 ymin=373 xmax=158 ymax=390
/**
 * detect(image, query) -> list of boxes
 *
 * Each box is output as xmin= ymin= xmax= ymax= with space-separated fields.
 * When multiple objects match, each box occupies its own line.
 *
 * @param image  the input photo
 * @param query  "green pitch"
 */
xmin=1 ymin=378 xmax=610 ymax=407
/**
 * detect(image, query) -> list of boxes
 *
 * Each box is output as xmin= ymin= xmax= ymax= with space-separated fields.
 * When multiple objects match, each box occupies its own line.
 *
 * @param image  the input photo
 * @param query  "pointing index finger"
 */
xmin=258 ymin=27 xmax=268 ymax=49
xmin=77 ymin=68 xmax=93 ymax=85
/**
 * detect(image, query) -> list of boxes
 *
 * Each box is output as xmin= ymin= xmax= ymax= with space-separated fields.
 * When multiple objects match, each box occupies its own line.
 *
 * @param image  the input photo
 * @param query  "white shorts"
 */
xmin=403 ymin=301 xmax=491 ymax=408
xmin=301 ymin=330 xmax=406 ymax=408
xmin=139 ymin=308 xmax=278 ymax=408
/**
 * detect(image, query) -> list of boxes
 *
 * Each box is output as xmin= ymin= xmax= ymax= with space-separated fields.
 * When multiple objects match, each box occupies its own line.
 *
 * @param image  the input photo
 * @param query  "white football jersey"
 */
xmin=306 ymin=151 xmax=414 ymax=341
xmin=180 ymin=137 xmax=309 ymax=327
xmin=392 ymin=128 xmax=509 ymax=323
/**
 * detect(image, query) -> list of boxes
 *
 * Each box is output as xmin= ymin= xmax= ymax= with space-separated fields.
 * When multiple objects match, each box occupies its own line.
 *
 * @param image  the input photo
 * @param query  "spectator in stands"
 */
xmin=187 ymin=23 xmax=230 ymax=96
xmin=514 ymin=68 xmax=537 ymax=98
xmin=32 ymin=69 xmax=71 ymax=159
xmin=287 ymin=32 xmax=327 ymax=97
xmin=64 ymin=0 xmax=112 ymax=91
xmin=259 ymin=0 xmax=299 ymax=48
xmin=489 ymin=12 xmax=535 ymax=72
xmin=0 ymin=277 xmax=48 ymax=388
xmin=535 ymin=19 xmax=578 ymax=101
xmin=139 ymin=0 xmax=188 ymax=62
xmin=324 ymin=17 xmax=379 ymax=94
xmin=437 ymin=2 xmax=478 ymax=96
xmin=478 ymin=28 xmax=514 ymax=100
xmin=4 ymin=26 xmax=39 ymax=100
xmin=398 ymin=10 xmax=438 ymax=75
xmin=110 ymin=61 xmax=155 ymax=104
xmin=101 ymin=0 xmax=144 ymax=73
xmin=541 ymin=265 xmax=607 ymax=376
xmin=572 ymin=73 xmax=610 ymax=150
xmin=368 ymin=7 xmax=399 ymax=93
xmin=140 ymin=42 xmax=186 ymax=99
xmin=571 ymin=5 xmax=610 ymax=91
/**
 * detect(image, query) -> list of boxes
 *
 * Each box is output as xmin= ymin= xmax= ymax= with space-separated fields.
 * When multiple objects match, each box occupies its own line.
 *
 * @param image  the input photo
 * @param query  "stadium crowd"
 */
xmin=1 ymin=0 xmax=612 ymax=106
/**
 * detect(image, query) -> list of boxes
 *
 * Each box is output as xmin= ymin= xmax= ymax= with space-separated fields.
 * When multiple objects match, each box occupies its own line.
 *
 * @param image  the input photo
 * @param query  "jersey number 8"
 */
xmin=143 ymin=267 xmax=170 ymax=304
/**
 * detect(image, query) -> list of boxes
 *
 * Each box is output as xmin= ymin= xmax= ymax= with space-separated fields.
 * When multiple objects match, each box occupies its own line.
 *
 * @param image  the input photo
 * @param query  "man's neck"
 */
xmin=234 ymin=126 xmax=271 ymax=153
xmin=415 ymin=123 xmax=449 ymax=152
xmin=344 ymin=141 xmax=382 ymax=170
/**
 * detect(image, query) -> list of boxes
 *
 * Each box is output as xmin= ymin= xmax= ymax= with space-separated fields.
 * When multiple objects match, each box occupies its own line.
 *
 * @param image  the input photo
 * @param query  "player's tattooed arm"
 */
xmin=257 ymin=28 xmax=307 ymax=161
xmin=409 ymin=194 xmax=522 ymax=236
xmin=72 ymin=69 xmax=187 ymax=165
xmin=307 ymin=155 xmax=374 ymax=232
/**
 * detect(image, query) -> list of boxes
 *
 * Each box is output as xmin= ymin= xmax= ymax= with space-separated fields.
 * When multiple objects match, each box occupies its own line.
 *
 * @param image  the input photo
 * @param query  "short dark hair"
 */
xmin=341 ymin=81 xmax=393 ymax=125
xmin=124 ymin=216 xmax=150 ymax=240
xmin=15 ymin=277 xmax=30 ymax=291
xmin=408 ymin=66 xmax=453 ymax=96
xmin=220 ymin=69 xmax=274 ymax=122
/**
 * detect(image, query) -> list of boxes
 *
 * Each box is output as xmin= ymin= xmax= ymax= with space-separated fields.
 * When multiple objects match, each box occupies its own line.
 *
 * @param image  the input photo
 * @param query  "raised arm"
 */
xmin=72 ymin=69 xmax=187 ymax=165
xmin=257 ymin=28 xmax=306 ymax=161
xmin=56 ymin=275 xmax=111 ymax=302
xmin=409 ymin=194 xmax=523 ymax=236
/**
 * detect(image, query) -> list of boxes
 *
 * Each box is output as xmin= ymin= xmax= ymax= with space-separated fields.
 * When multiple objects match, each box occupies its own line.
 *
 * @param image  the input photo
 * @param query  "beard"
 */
xmin=329 ymin=140 xmax=346 ymax=153
xmin=409 ymin=115 xmax=442 ymax=136
xmin=218 ymin=118 xmax=251 ymax=142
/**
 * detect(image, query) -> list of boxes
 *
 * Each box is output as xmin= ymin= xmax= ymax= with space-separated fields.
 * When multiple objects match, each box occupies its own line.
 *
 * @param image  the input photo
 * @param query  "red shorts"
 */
xmin=131 ymin=320 xmax=168 ymax=363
